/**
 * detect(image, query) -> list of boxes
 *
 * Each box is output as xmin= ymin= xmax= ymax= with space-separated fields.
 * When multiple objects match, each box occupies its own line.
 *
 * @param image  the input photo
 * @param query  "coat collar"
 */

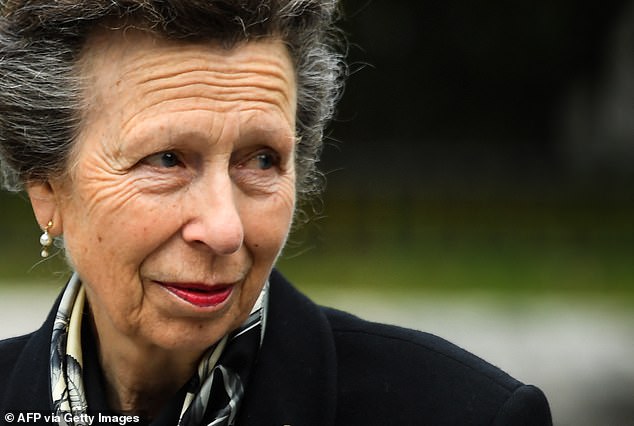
xmin=236 ymin=269 xmax=338 ymax=425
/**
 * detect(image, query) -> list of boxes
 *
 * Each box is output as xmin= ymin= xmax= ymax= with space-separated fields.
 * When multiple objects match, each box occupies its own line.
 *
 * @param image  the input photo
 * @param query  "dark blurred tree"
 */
xmin=324 ymin=0 xmax=631 ymax=191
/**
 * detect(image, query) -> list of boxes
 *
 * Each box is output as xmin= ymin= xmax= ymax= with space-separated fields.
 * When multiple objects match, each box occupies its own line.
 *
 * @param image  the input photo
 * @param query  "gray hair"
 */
xmin=0 ymin=0 xmax=345 ymax=204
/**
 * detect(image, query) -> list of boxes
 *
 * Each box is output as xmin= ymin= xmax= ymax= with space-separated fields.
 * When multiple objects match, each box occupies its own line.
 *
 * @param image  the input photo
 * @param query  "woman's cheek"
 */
xmin=243 ymin=199 xmax=294 ymax=257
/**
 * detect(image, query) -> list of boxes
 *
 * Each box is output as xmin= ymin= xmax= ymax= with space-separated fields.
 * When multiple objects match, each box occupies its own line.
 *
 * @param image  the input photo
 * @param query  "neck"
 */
xmin=89 ymin=317 xmax=202 ymax=417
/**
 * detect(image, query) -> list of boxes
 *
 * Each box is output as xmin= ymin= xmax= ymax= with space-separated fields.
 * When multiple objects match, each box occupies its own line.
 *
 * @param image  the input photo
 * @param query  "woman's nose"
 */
xmin=180 ymin=176 xmax=244 ymax=255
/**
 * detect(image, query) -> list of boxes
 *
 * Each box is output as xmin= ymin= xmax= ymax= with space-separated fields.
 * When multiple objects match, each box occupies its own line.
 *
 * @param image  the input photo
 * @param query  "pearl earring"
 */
xmin=40 ymin=220 xmax=53 ymax=258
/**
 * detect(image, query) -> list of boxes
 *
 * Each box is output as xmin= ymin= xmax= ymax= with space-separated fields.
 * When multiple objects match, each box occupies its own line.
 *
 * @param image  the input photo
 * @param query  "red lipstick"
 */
xmin=160 ymin=282 xmax=233 ymax=307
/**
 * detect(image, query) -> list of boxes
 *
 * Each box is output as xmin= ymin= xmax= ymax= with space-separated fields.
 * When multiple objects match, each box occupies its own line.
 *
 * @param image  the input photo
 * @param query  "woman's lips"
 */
xmin=159 ymin=282 xmax=234 ymax=308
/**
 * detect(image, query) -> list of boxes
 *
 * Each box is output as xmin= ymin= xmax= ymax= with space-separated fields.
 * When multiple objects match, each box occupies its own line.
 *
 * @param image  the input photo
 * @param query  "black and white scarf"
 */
xmin=50 ymin=273 xmax=268 ymax=425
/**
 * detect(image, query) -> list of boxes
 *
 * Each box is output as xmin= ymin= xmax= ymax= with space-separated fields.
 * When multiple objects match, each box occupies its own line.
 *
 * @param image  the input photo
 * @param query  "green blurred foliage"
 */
xmin=278 ymin=189 xmax=634 ymax=299
xmin=0 ymin=192 xmax=69 ymax=283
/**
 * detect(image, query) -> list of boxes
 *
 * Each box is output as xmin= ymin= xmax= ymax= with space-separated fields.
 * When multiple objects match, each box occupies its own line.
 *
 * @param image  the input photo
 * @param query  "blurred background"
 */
xmin=1 ymin=1 xmax=633 ymax=425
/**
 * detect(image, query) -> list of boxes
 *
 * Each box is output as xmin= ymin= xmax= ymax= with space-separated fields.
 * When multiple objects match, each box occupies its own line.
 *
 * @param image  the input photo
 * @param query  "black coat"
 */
xmin=1 ymin=270 xmax=552 ymax=425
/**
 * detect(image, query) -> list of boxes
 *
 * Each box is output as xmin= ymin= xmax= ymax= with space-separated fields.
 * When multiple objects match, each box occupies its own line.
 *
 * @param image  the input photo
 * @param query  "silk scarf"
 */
xmin=50 ymin=273 xmax=268 ymax=425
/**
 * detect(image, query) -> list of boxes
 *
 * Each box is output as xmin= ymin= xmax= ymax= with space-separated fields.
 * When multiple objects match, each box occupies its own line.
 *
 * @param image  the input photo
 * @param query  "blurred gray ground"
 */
xmin=1 ymin=285 xmax=633 ymax=426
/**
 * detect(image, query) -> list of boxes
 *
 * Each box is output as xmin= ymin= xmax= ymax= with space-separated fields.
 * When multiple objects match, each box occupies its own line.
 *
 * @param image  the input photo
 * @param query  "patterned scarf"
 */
xmin=50 ymin=273 xmax=268 ymax=425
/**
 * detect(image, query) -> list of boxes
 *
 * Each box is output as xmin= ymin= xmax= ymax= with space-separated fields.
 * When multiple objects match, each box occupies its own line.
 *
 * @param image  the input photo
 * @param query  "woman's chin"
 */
xmin=138 ymin=317 xmax=236 ymax=354
xmin=138 ymin=289 xmax=248 ymax=349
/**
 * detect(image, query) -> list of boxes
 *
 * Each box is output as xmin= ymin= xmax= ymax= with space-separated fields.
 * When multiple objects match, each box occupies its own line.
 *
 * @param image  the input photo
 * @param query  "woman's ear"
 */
xmin=26 ymin=181 xmax=63 ymax=235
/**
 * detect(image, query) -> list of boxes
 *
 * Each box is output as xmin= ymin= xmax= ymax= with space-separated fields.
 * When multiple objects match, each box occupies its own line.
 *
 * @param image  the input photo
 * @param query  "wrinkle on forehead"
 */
xmin=78 ymin=28 xmax=297 ymax=139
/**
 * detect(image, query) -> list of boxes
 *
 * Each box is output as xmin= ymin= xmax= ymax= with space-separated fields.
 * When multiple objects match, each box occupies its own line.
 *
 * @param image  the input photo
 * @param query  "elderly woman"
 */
xmin=0 ymin=1 xmax=552 ymax=425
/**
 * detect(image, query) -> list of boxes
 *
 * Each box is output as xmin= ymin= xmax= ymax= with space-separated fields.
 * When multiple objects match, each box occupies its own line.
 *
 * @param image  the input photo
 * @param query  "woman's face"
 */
xmin=51 ymin=30 xmax=297 ymax=353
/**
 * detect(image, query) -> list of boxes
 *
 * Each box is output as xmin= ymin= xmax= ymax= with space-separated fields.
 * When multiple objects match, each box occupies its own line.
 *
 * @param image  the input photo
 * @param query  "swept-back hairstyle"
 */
xmin=0 ymin=0 xmax=345 ymax=204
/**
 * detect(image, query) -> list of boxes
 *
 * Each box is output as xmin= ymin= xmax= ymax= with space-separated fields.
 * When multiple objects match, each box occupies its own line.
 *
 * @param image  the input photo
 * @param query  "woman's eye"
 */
xmin=254 ymin=152 xmax=276 ymax=170
xmin=239 ymin=151 xmax=280 ymax=171
xmin=142 ymin=151 xmax=182 ymax=168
